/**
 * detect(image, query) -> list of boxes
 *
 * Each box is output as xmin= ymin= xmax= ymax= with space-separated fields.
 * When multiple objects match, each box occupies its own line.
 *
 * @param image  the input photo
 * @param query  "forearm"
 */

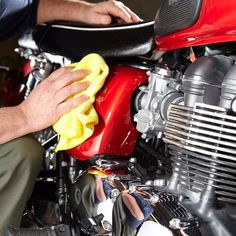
xmin=0 ymin=106 xmax=31 ymax=144
xmin=37 ymin=0 xmax=92 ymax=24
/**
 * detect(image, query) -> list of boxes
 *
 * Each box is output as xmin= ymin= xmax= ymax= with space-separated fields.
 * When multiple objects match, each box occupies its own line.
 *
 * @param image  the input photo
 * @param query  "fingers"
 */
xmin=51 ymin=67 xmax=90 ymax=104
xmin=105 ymin=1 xmax=133 ymax=23
xmin=43 ymin=66 xmax=90 ymax=104
xmin=35 ymin=66 xmax=91 ymax=123
xmin=94 ymin=0 xmax=142 ymax=24
xmin=121 ymin=4 xmax=142 ymax=22
xmin=92 ymin=13 xmax=112 ymax=25
xmin=57 ymin=94 xmax=89 ymax=116
xmin=47 ymin=66 xmax=73 ymax=82
xmin=107 ymin=1 xmax=142 ymax=23
xmin=55 ymin=81 xmax=90 ymax=104
xmin=53 ymin=69 xmax=90 ymax=90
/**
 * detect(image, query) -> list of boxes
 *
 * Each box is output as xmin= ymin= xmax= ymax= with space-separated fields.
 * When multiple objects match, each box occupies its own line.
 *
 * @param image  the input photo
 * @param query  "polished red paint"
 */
xmin=2 ymin=60 xmax=31 ymax=106
xmin=22 ymin=60 xmax=32 ymax=77
xmin=67 ymin=66 xmax=148 ymax=161
xmin=155 ymin=0 xmax=236 ymax=51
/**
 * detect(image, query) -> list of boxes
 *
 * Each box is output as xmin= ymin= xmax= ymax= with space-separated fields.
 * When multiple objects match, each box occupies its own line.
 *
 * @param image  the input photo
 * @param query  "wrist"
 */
xmin=0 ymin=105 xmax=33 ymax=144
xmin=17 ymin=103 xmax=35 ymax=133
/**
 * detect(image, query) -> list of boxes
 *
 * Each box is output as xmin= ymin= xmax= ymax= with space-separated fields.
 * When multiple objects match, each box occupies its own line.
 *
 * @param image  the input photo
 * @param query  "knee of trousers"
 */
xmin=0 ymin=136 xmax=44 ymax=231
xmin=4 ymin=135 xmax=44 ymax=176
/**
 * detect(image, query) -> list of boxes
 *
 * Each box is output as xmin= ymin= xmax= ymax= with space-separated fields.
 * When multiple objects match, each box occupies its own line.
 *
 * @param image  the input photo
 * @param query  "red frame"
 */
xmin=67 ymin=66 xmax=148 ymax=161
xmin=155 ymin=0 xmax=236 ymax=51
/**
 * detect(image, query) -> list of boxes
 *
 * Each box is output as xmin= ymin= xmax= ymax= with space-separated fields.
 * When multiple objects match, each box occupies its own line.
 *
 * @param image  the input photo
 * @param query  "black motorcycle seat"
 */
xmin=32 ymin=20 xmax=155 ymax=60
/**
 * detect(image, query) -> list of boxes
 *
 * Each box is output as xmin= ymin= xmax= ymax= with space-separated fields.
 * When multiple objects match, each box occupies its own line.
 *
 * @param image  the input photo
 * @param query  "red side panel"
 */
xmin=67 ymin=66 xmax=148 ymax=161
xmin=156 ymin=0 xmax=236 ymax=51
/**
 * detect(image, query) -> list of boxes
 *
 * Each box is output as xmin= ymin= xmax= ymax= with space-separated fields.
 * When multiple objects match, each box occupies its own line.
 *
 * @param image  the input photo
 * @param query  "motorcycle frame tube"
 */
xmin=155 ymin=0 xmax=236 ymax=51
xmin=67 ymin=66 xmax=148 ymax=161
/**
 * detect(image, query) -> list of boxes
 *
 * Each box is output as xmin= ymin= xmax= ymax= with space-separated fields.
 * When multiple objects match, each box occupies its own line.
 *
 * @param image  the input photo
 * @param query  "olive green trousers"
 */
xmin=0 ymin=135 xmax=43 ymax=235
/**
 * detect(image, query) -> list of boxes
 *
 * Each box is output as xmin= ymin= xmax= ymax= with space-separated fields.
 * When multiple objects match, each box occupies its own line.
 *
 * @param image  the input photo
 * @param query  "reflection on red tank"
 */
xmin=67 ymin=66 xmax=148 ymax=161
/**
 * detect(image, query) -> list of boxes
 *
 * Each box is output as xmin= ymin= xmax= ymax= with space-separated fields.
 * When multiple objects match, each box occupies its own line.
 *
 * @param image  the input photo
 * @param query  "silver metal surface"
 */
xmin=164 ymin=103 xmax=236 ymax=203
xmin=134 ymin=67 xmax=183 ymax=140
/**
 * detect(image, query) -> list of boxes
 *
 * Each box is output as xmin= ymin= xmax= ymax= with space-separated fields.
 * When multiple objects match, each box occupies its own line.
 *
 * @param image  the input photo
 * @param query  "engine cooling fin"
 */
xmin=163 ymin=103 xmax=236 ymax=203
xmin=158 ymin=194 xmax=190 ymax=218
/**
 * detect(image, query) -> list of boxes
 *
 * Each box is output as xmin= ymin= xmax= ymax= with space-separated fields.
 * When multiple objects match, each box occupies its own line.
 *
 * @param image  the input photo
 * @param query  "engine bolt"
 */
xmin=232 ymin=98 xmax=236 ymax=112
xmin=169 ymin=218 xmax=181 ymax=229
xmin=129 ymin=184 xmax=136 ymax=193
xmin=58 ymin=225 xmax=66 ymax=232
xmin=150 ymin=194 xmax=159 ymax=204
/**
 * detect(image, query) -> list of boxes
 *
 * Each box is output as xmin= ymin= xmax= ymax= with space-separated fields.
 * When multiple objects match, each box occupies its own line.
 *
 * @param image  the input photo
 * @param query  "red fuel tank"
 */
xmin=67 ymin=66 xmax=148 ymax=161
xmin=155 ymin=0 xmax=236 ymax=51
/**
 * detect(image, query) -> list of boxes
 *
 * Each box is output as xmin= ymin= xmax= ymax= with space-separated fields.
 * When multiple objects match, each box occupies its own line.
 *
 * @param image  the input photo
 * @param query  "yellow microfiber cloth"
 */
xmin=53 ymin=53 xmax=109 ymax=152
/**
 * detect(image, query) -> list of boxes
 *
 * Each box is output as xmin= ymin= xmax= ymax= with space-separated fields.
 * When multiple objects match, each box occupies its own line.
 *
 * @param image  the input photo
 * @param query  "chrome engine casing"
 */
xmin=134 ymin=67 xmax=183 ymax=140
xmin=135 ymin=55 xmax=236 ymax=236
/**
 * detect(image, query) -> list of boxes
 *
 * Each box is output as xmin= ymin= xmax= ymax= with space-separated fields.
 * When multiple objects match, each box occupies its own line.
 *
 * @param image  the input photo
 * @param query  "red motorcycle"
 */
xmin=4 ymin=1 xmax=236 ymax=235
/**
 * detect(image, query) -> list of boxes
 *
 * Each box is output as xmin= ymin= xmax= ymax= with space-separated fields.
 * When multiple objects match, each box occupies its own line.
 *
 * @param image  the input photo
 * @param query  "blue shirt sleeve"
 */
xmin=0 ymin=0 xmax=39 ymax=40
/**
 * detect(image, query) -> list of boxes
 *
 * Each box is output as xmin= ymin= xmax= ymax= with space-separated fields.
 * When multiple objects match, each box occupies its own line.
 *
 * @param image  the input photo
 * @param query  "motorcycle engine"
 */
xmin=16 ymin=32 xmax=236 ymax=235
xmin=135 ymin=55 xmax=236 ymax=236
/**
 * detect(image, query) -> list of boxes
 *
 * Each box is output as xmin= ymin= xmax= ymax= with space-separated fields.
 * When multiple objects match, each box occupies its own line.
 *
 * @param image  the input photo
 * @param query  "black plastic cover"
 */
xmin=32 ymin=21 xmax=154 ymax=60
xmin=155 ymin=0 xmax=202 ymax=37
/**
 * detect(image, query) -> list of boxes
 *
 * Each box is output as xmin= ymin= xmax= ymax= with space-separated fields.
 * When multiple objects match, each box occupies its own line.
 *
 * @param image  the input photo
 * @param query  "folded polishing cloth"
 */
xmin=53 ymin=53 xmax=109 ymax=152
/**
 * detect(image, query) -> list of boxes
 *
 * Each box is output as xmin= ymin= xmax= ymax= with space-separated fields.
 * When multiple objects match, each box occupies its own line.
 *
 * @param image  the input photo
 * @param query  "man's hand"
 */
xmin=37 ymin=0 xmax=142 ymax=25
xmin=78 ymin=0 xmax=142 ymax=25
xmin=19 ymin=67 xmax=89 ymax=133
